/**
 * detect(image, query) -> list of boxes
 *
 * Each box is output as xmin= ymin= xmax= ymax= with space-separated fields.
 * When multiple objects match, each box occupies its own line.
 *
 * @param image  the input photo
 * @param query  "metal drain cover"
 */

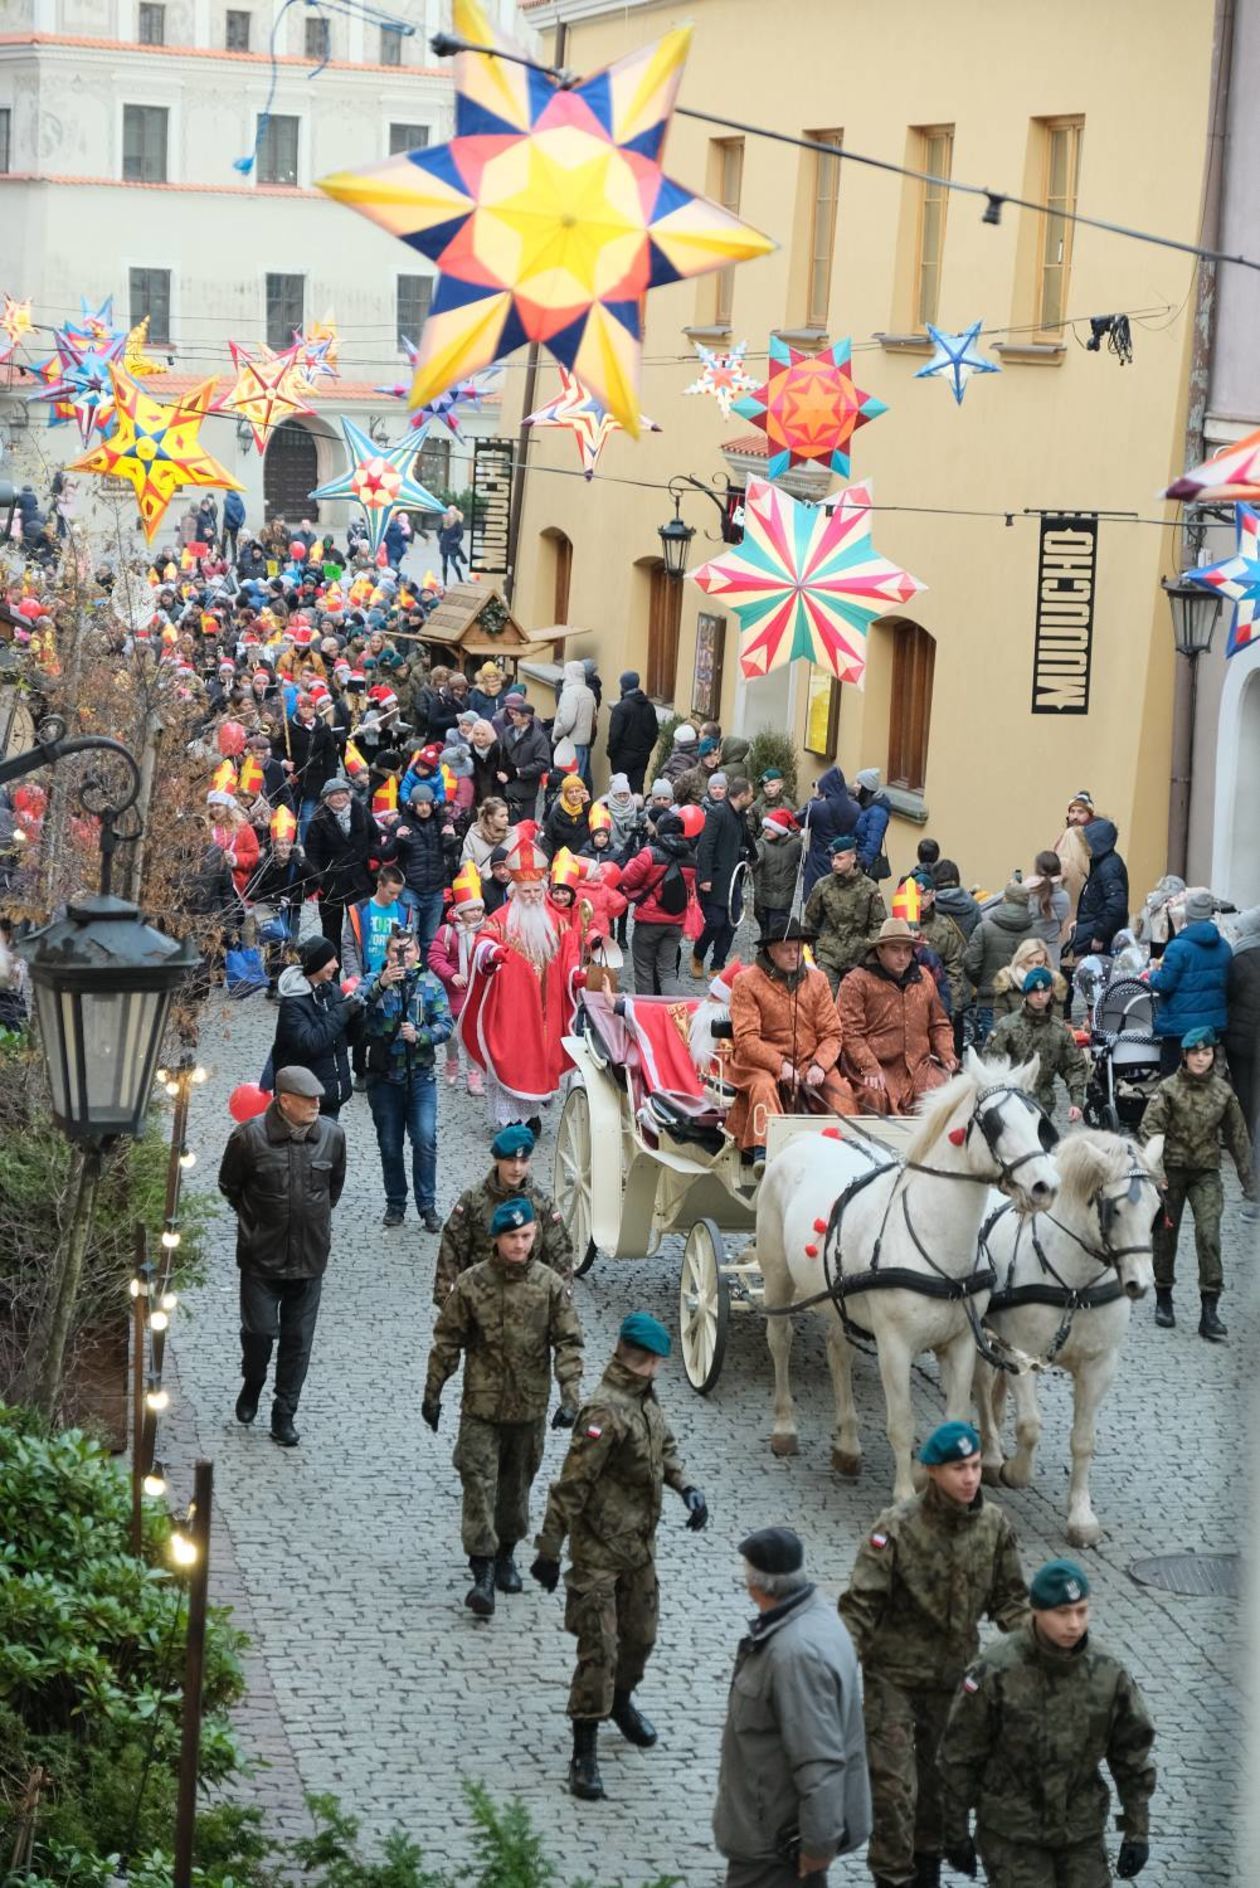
xmin=1128 ymin=1553 xmax=1241 ymax=1598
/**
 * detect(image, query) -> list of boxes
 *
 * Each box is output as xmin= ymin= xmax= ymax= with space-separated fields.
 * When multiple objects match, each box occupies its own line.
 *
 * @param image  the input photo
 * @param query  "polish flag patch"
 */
xmin=870 ymin=1530 xmax=889 ymax=1550
xmin=585 ymin=1424 xmax=603 ymax=1440
xmin=962 ymin=1674 xmax=980 ymax=1694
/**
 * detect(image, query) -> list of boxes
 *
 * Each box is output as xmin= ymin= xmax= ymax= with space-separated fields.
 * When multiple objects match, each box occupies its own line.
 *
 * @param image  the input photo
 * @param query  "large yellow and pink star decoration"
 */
xmin=690 ymin=475 xmax=926 ymax=686
xmin=68 ymin=367 xmax=243 ymax=542
xmin=0 ymin=295 xmax=33 ymax=365
xmin=316 ymin=0 xmax=774 ymax=435
xmin=733 ymin=336 xmax=888 ymax=481
xmin=212 ymin=340 xmax=316 ymax=452
xmin=525 ymin=368 xmax=658 ymax=479
xmin=310 ymin=419 xmax=444 ymax=554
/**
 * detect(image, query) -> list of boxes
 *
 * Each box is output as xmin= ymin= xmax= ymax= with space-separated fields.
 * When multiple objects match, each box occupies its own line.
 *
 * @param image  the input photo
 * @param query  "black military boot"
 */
xmin=913 ymin=1854 xmax=942 ymax=1887
xmin=611 ymin=1688 xmax=657 ymax=1747
xmin=1154 ymin=1288 xmax=1175 ymax=1328
xmin=269 ymin=1405 xmax=300 ymax=1447
xmin=494 ymin=1543 xmax=522 ymax=1593
xmin=568 ymin=1719 xmax=606 ymax=1800
xmin=465 ymin=1556 xmax=496 ymax=1617
xmin=1199 ymin=1293 xmax=1228 ymax=1341
xmin=235 ymin=1378 xmax=264 ymax=1425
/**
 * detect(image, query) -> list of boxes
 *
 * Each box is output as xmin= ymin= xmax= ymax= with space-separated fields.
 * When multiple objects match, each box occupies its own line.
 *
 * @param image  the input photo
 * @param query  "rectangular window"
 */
xmin=304 ymin=15 xmax=330 ymax=60
xmin=122 ymin=104 xmax=168 ymax=183
xmin=396 ymin=274 xmax=432 ymax=347
xmin=137 ymin=2 xmax=165 ymax=45
xmin=711 ymin=138 xmax=744 ymax=326
xmin=888 ymin=623 xmax=935 ymax=793
xmin=256 ymin=113 xmax=299 ymax=186
xmin=389 ymin=122 xmax=430 ymax=155
xmin=0 ymin=109 xmax=10 ymax=174
xmin=226 ymin=9 xmax=251 ymax=52
xmin=381 ymin=26 xmax=403 ymax=65
xmin=646 ymin=566 xmax=681 ymax=703
xmin=417 ymin=437 xmax=451 ymax=496
xmin=129 ymin=267 xmax=171 ymax=345
xmin=265 ymin=272 xmax=304 ymax=350
xmin=1037 ymin=117 xmax=1083 ymax=333
xmin=805 ymin=129 xmax=842 ymax=328
xmin=914 ymin=125 xmax=953 ymax=329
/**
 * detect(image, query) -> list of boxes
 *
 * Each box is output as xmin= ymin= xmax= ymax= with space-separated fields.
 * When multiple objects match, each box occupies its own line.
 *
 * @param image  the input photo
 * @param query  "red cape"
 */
xmin=457 ymin=909 xmax=582 ymax=1104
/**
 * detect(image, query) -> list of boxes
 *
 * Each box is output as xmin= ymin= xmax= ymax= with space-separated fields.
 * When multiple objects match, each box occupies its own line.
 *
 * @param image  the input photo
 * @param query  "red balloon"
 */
xmin=17 ymin=597 xmax=43 ymax=621
xmin=677 ymin=804 xmax=706 ymax=840
xmin=289 ymin=540 xmax=307 ymax=560
xmin=217 ymin=719 xmax=246 ymax=757
xmin=228 ymin=1082 xmax=271 ymax=1123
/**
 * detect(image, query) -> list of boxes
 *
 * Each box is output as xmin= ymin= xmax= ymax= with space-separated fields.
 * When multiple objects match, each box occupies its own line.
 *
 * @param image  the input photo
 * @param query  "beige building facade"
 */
xmin=503 ymin=0 xmax=1217 ymax=898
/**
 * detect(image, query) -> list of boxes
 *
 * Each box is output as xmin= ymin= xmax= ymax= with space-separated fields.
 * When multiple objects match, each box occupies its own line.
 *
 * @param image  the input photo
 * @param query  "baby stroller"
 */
xmin=1080 ymin=963 xmax=1162 ymax=1133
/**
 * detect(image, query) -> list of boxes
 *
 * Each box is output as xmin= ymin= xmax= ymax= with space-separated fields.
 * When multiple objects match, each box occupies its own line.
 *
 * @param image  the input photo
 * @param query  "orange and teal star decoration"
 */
xmin=68 ymin=367 xmax=243 ymax=542
xmin=212 ymin=340 xmax=316 ymax=452
xmin=525 ymin=368 xmax=658 ymax=479
xmin=310 ymin=419 xmax=444 ymax=554
xmin=316 ymin=0 xmax=774 ymax=436
xmin=733 ymin=336 xmax=887 ymax=481
xmin=0 ymin=295 xmax=33 ymax=365
xmin=913 ymin=321 xmax=999 ymax=406
xmin=690 ymin=475 xmax=926 ymax=686
xmin=1180 ymin=503 xmax=1260 ymax=660
xmin=684 ymin=340 xmax=758 ymax=421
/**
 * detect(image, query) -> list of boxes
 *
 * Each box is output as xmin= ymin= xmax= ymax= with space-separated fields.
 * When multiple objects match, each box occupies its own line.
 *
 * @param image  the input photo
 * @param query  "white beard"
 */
xmin=505 ymin=895 xmax=559 ymax=968
xmin=690 ymin=997 xmax=729 ymax=1072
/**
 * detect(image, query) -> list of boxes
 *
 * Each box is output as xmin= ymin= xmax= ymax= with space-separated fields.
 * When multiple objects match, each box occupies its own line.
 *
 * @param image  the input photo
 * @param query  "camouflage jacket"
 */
xmin=938 ymin=1622 xmax=1156 ymax=1847
xmin=838 ymin=1482 xmax=1028 ymax=1688
xmin=433 ymin=1170 xmax=575 ymax=1309
xmin=423 ymin=1255 xmax=583 ymax=1423
xmin=918 ymin=909 xmax=968 ymax=1013
xmin=1141 ymin=1068 xmax=1253 ymax=1185
xmin=985 ymin=1006 xmax=1089 ymax=1112
xmin=803 ymin=872 xmax=888 ymax=977
xmin=536 ymin=1356 xmax=689 ymax=1570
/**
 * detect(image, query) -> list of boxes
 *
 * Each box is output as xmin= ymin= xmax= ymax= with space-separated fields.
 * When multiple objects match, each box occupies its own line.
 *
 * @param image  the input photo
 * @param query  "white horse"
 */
xmin=974 ymin=1128 xmax=1160 ymax=1547
xmin=756 ymin=1052 xmax=1060 ymax=1500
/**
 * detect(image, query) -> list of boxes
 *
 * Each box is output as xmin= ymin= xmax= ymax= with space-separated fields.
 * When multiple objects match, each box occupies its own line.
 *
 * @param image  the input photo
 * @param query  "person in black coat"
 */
xmin=1225 ymin=907 xmax=1260 ymax=1206
xmin=693 ymin=778 xmax=756 ymax=975
xmin=286 ymin=695 xmax=341 ymax=834
xmin=501 ymin=703 xmax=551 ymax=822
xmin=800 ymin=766 xmax=861 ymax=895
xmin=303 ymin=778 xmax=377 ymax=953
xmin=606 ymin=670 xmax=659 ymax=796
xmin=270 ymin=936 xmax=364 ymax=1118
xmin=382 ymin=784 xmax=461 ymax=960
xmin=1067 ymin=817 xmax=1130 ymax=959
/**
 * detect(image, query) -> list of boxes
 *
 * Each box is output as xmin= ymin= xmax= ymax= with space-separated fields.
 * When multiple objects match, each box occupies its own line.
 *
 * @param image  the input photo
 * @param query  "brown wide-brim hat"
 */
xmin=871 ymin=917 xmax=916 ymax=948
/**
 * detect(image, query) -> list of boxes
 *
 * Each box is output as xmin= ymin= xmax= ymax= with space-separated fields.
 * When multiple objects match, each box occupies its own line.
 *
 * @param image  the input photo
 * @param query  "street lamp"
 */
xmin=658 ymin=481 xmax=697 ymax=580
xmin=1162 ymin=568 xmax=1223 ymax=880
xmin=1162 ymin=574 xmax=1222 ymax=659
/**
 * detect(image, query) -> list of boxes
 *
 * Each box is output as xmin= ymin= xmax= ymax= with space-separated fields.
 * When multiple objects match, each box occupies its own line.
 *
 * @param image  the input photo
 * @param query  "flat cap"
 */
xmin=319 ymin=775 xmax=352 ymax=798
xmin=619 ymin=1311 xmax=671 ymax=1357
xmin=491 ymin=1124 xmax=536 ymax=1160
xmin=1030 ymin=1558 xmax=1090 ymax=1609
xmin=740 ymin=1527 xmax=804 ymax=1576
xmin=274 ymin=1065 xmax=325 ymax=1098
xmin=490 ymin=1196 xmax=535 ymax=1236
xmin=918 ymin=1420 xmax=981 ymax=1466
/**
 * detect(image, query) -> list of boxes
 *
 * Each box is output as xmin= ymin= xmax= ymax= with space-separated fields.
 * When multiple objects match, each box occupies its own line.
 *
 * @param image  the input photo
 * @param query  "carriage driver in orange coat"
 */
xmin=726 ymin=914 xmax=858 ymax=1163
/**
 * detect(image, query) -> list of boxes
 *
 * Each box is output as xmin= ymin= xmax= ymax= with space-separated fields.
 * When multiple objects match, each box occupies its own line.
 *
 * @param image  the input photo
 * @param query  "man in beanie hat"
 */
xmin=532 ymin=1311 xmax=708 ymax=1801
xmin=270 ymin=934 xmax=365 ymax=1118
xmin=304 ymin=776 xmax=377 ymax=955
xmin=852 ymin=767 xmax=892 ymax=880
xmin=986 ymin=965 xmax=1087 ymax=1122
xmin=839 ymin=918 xmax=956 ymax=1114
xmin=805 ymin=835 xmax=888 ymax=995
xmin=938 ymin=1558 xmax=1155 ymax=1887
xmin=423 ymin=1195 xmax=585 ymax=1618
xmin=714 ymin=1528 xmax=871 ymax=1886
xmin=727 ymin=915 xmax=857 ymax=1160
xmin=434 ymin=1123 xmax=575 ymax=1308
xmin=839 ymin=1421 xmax=1028 ymax=1888
xmin=606 ymin=669 xmax=659 ymax=794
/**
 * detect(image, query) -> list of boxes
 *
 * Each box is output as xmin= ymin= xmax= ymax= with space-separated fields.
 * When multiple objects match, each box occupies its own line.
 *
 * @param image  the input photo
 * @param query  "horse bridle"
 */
xmin=1045 ymin=1166 xmax=1161 ymax=1270
xmin=905 ymin=1082 xmax=1058 ymax=1194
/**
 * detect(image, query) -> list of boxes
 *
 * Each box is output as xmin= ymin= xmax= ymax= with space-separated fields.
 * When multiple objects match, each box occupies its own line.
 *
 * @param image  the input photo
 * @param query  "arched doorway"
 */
xmin=264 ymin=421 xmax=320 ymax=523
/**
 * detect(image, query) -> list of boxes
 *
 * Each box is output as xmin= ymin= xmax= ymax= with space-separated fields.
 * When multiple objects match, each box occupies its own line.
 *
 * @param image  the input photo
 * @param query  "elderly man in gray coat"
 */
xmin=714 ymin=1527 xmax=871 ymax=1886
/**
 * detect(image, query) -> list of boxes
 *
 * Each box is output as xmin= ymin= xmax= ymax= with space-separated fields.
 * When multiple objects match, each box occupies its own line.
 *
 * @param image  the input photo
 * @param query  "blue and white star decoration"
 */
xmin=309 ymin=419 xmax=444 ymax=555
xmin=913 ymin=321 xmax=1000 ymax=406
xmin=1181 ymin=503 xmax=1260 ymax=660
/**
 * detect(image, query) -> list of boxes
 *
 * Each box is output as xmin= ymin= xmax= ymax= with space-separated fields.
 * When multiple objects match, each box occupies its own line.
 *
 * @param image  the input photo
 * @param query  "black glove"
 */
xmin=1116 ymin=1840 xmax=1149 ymax=1879
xmin=682 ymin=1486 xmax=709 ymax=1531
xmin=421 ymin=1398 xmax=441 ymax=1432
xmin=944 ymin=1837 xmax=977 ymax=1878
xmin=551 ymin=1404 xmax=577 ymax=1430
xmin=530 ymin=1553 xmax=560 ymax=1592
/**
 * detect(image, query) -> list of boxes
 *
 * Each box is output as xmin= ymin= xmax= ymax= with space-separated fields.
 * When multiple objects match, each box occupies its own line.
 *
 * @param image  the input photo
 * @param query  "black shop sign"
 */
xmin=1030 ymin=515 xmax=1098 ymax=715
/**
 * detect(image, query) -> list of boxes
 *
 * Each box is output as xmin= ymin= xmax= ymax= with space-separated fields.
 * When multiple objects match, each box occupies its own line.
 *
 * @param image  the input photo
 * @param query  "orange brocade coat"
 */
xmin=726 ymin=960 xmax=857 ymax=1151
xmin=838 ymin=956 xmax=954 ymax=1114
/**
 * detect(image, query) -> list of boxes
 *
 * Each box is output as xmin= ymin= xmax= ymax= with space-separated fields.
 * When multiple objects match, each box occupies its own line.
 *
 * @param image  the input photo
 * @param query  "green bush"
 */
xmin=744 ymin=729 xmax=800 ymax=802
xmin=647 ymin=713 xmax=683 ymax=790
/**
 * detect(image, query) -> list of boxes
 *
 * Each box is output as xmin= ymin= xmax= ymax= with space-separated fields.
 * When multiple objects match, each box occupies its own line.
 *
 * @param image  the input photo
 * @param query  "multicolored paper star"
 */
xmin=68 ymin=367 xmax=243 ymax=542
xmin=309 ymin=418 xmax=444 ymax=553
xmin=123 ymin=316 xmax=168 ymax=377
xmin=732 ymin=336 xmax=887 ymax=480
xmin=30 ymin=330 xmax=128 ymax=443
xmin=376 ymin=340 xmax=500 ymax=436
xmin=525 ymin=369 xmax=658 ymax=479
xmin=316 ymin=0 xmax=774 ymax=435
xmin=1181 ymin=502 xmax=1260 ymax=659
xmin=684 ymin=341 xmax=758 ymax=421
xmin=0 ymin=295 xmax=33 ymax=365
xmin=1166 ymin=427 xmax=1260 ymax=504
xmin=294 ymin=312 xmax=340 ymax=386
xmin=689 ymin=475 xmax=926 ymax=686
xmin=913 ymin=321 xmax=1000 ymax=405
xmin=212 ymin=341 xmax=316 ymax=452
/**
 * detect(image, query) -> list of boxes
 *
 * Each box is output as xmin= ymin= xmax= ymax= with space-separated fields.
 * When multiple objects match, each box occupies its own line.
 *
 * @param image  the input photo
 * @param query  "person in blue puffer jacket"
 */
xmin=1147 ymin=888 xmax=1232 ymax=1072
xmin=853 ymin=768 xmax=892 ymax=881
xmin=800 ymin=766 xmax=860 ymax=893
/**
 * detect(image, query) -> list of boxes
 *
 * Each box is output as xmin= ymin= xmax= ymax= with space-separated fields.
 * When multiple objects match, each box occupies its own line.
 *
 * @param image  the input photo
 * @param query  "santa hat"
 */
xmin=588 ymin=801 xmax=613 ymax=833
xmin=308 ymin=681 xmax=330 ymax=705
xmin=450 ymin=861 xmax=485 ymax=909
xmin=368 ymin=684 xmax=397 ymax=711
xmin=332 ymin=659 xmax=352 ymax=680
xmin=251 ymin=667 xmax=272 ymax=686
xmin=504 ymin=821 xmax=548 ymax=883
xmin=550 ymin=847 xmax=582 ymax=892
xmin=890 ymin=878 xmax=922 ymax=925
xmin=762 ymin=807 xmax=799 ymax=835
xmin=708 ymin=959 xmax=742 ymax=1004
xmin=418 ymin=742 xmax=443 ymax=768
xmin=270 ymin=805 xmax=297 ymax=843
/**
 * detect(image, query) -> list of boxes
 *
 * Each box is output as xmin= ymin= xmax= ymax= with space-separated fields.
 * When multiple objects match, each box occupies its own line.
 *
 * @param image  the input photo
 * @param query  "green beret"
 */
xmin=919 ymin=1420 xmax=981 ymax=1466
xmin=1181 ymin=1026 xmax=1217 ymax=1050
xmin=491 ymin=1125 xmax=536 ymax=1160
xmin=759 ymin=768 xmax=784 ymax=783
xmin=1030 ymin=1558 xmax=1090 ymax=1609
xmin=1022 ymin=966 xmax=1054 ymax=992
xmin=490 ymin=1196 xmax=535 ymax=1237
xmin=619 ymin=1312 xmax=671 ymax=1357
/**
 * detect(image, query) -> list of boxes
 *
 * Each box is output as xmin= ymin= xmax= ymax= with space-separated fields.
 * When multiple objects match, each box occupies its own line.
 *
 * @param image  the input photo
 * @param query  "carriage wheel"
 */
xmin=554 ymin=1084 xmax=598 ymax=1276
xmin=680 ymin=1218 xmax=729 ymax=1394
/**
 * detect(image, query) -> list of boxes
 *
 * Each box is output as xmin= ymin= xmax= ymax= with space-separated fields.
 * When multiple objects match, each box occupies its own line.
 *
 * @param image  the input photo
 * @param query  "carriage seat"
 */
xmin=578 ymin=990 xmax=732 ymax=1137
xmin=644 ymin=1091 xmax=728 ymax=1156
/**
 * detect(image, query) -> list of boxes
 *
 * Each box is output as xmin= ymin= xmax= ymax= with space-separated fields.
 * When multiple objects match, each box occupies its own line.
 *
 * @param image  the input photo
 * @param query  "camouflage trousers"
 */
xmin=564 ymin=1560 xmax=658 ymax=1720
xmin=976 ymin=1829 xmax=1111 ymax=1886
xmin=862 ymin=1673 xmax=952 ymax=1883
xmin=452 ymin=1414 xmax=546 ymax=1558
xmin=1153 ymin=1166 xmax=1224 ymax=1293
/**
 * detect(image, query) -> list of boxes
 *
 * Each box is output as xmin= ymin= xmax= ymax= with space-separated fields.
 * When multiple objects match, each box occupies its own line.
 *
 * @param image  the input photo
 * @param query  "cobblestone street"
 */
xmin=165 ymin=981 xmax=1249 ymax=1886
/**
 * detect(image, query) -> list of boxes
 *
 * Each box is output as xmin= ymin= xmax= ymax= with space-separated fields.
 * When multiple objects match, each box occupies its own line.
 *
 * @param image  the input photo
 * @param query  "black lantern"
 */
xmin=658 ymin=492 xmax=696 ymax=580
xmin=1162 ymin=575 xmax=1222 ymax=659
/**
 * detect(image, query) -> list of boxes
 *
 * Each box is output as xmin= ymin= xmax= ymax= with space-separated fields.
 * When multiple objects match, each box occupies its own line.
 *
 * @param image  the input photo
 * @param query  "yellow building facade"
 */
xmin=504 ymin=0 xmax=1214 ymax=896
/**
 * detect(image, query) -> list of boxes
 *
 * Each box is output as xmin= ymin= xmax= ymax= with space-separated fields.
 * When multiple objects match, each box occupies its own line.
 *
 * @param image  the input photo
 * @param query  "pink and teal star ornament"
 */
xmin=914 ymin=321 xmax=999 ymax=405
xmin=732 ymin=336 xmax=887 ymax=480
xmin=309 ymin=419 xmax=444 ymax=554
xmin=689 ymin=475 xmax=927 ymax=686
xmin=684 ymin=341 xmax=758 ymax=421
xmin=28 ymin=328 xmax=128 ymax=442
xmin=1180 ymin=503 xmax=1260 ymax=659
xmin=524 ymin=368 xmax=658 ymax=479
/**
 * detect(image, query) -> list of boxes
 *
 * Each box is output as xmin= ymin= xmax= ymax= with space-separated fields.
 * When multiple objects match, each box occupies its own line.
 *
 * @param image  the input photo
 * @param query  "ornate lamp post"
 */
xmin=1162 ymin=569 xmax=1223 ymax=880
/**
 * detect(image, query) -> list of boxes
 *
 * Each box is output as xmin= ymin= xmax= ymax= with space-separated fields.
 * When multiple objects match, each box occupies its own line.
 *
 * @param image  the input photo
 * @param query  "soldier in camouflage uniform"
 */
xmin=985 ymin=968 xmax=1087 ymax=1122
xmin=531 ymin=1312 xmax=709 ymax=1802
xmin=422 ymin=1196 xmax=583 ymax=1617
xmin=804 ymin=836 xmax=888 ymax=994
xmin=1142 ymin=1025 xmax=1254 ymax=1341
xmin=838 ymin=1421 xmax=1028 ymax=1888
xmin=938 ymin=1558 xmax=1156 ymax=1887
xmin=432 ymin=1122 xmax=574 ymax=1308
